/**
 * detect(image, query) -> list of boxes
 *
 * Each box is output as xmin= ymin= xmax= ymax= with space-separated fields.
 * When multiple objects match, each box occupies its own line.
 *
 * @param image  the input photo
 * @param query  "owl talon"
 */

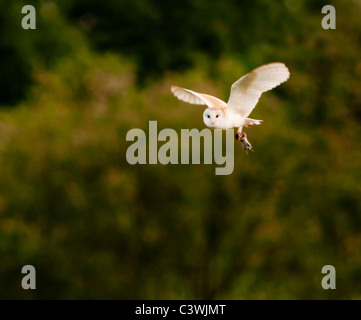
xmin=235 ymin=131 xmax=245 ymax=141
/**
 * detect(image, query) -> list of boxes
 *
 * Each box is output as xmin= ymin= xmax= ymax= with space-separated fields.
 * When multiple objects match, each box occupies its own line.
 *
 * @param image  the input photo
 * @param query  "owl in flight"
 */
xmin=171 ymin=62 xmax=290 ymax=152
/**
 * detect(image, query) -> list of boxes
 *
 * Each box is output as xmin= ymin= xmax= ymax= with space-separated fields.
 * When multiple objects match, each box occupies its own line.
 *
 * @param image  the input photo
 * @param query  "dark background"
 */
xmin=0 ymin=0 xmax=361 ymax=299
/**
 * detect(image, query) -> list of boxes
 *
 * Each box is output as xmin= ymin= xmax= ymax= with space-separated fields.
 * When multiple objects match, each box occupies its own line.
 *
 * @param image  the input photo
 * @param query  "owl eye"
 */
xmin=207 ymin=115 xmax=210 ymax=118
xmin=216 ymin=115 xmax=219 ymax=118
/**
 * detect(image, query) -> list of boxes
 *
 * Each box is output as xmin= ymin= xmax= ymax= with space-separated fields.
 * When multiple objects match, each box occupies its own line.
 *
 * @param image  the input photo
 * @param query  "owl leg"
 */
xmin=235 ymin=127 xmax=243 ymax=141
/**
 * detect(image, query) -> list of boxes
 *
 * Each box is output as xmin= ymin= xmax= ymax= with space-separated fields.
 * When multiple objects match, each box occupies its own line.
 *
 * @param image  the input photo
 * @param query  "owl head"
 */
xmin=203 ymin=108 xmax=224 ymax=128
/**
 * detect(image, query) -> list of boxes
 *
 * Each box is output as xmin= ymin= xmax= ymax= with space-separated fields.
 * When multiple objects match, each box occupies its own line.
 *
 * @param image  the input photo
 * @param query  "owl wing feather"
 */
xmin=171 ymin=86 xmax=227 ymax=108
xmin=227 ymin=63 xmax=290 ymax=117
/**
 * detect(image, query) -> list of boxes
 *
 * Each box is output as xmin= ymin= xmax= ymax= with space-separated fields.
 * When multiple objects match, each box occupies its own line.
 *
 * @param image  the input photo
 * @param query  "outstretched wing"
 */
xmin=227 ymin=63 xmax=290 ymax=117
xmin=171 ymin=86 xmax=227 ymax=108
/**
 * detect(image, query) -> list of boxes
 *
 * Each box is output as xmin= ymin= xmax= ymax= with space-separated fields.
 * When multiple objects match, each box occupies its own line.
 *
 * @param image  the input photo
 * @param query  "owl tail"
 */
xmin=245 ymin=118 xmax=263 ymax=127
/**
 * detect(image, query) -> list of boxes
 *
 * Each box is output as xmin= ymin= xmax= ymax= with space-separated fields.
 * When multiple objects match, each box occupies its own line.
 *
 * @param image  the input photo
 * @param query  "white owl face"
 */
xmin=203 ymin=108 xmax=224 ymax=128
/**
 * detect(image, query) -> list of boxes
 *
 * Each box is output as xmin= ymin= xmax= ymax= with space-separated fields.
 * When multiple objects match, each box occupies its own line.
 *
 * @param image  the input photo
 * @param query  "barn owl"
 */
xmin=171 ymin=62 xmax=290 ymax=152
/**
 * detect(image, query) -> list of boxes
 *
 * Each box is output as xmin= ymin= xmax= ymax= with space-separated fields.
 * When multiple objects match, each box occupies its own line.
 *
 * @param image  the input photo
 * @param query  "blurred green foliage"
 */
xmin=1 ymin=0 xmax=361 ymax=299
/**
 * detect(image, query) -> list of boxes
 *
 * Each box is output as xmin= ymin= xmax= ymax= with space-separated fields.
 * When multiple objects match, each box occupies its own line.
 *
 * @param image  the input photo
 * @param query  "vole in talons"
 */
xmin=235 ymin=132 xmax=254 ymax=154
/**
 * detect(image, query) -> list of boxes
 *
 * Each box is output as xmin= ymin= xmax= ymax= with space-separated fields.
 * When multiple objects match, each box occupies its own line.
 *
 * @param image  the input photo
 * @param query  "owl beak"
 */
xmin=211 ymin=121 xmax=215 ymax=125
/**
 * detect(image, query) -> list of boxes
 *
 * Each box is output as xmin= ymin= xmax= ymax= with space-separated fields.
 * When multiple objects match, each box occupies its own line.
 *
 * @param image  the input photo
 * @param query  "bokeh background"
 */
xmin=1 ymin=0 xmax=361 ymax=299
